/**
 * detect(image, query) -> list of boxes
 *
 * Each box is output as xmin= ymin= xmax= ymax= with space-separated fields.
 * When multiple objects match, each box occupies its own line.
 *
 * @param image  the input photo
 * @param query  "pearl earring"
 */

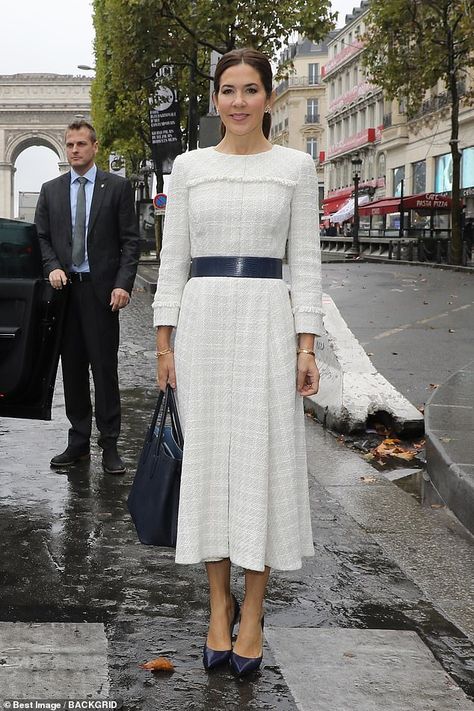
xmin=265 ymin=106 xmax=271 ymax=114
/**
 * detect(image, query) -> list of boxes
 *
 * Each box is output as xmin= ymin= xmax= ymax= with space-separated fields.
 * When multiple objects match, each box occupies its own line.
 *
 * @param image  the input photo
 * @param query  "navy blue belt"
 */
xmin=191 ymin=257 xmax=282 ymax=279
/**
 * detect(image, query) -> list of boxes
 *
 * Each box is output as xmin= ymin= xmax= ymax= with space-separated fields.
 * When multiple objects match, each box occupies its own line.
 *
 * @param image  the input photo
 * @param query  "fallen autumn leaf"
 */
xmin=140 ymin=657 xmax=175 ymax=672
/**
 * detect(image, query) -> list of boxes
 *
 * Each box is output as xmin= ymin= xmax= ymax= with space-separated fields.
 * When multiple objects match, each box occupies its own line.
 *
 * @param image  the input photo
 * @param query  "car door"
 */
xmin=0 ymin=217 xmax=66 ymax=420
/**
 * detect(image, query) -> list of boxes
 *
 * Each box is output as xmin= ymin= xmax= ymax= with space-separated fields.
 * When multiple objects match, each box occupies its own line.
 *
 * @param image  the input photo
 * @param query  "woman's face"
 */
xmin=214 ymin=62 xmax=269 ymax=139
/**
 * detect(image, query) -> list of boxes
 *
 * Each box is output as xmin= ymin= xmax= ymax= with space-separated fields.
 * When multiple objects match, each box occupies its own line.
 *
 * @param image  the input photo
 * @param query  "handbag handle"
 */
xmin=147 ymin=386 xmax=168 ymax=443
xmin=167 ymin=386 xmax=184 ymax=448
xmin=147 ymin=385 xmax=183 ymax=449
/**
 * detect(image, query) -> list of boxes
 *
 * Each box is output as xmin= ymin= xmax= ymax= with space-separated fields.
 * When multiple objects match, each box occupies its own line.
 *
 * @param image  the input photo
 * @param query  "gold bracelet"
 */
xmin=155 ymin=348 xmax=173 ymax=357
xmin=297 ymin=348 xmax=315 ymax=356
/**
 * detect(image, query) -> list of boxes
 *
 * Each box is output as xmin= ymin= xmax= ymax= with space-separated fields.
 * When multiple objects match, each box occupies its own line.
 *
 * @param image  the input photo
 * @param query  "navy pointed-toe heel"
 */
xmin=203 ymin=594 xmax=240 ymax=670
xmin=230 ymin=616 xmax=265 ymax=676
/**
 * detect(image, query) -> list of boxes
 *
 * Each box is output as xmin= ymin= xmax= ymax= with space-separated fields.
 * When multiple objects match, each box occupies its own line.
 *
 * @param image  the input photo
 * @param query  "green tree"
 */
xmin=92 ymin=0 xmax=336 ymax=254
xmin=363 ymin=0 xmax=474 ymax=265
xmin=93 ymin=0 xmax=336 ymax=160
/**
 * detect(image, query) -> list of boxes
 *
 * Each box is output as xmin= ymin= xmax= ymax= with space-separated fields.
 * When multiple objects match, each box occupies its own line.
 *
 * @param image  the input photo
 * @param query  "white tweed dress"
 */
xmin=152 ymin=145 xmax=323 ymax=571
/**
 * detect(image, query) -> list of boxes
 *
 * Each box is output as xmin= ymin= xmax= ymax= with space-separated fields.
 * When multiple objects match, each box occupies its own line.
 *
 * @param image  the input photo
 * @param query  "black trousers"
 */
xmin=61 ymin=281 xmax=120 ymax=451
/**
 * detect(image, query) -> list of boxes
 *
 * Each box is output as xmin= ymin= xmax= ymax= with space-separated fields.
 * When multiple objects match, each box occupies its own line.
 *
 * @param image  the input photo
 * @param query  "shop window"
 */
xmin=434 ymin=153 xmax=452 ymax=192
xmin=393 ymin=166 xmax=405 ymax=196
xmin=392 ymin=165 xmax=405 ymax=197
xmin=412 ymin=160 xmax=426 ymax=194
xmin=462 ymin=146 xmax=474 ymax=188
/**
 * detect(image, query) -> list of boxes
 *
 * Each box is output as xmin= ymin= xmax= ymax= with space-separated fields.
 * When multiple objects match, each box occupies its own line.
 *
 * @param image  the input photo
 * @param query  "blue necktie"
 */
xmin=72 ymin=176 xmax=87 ymax=267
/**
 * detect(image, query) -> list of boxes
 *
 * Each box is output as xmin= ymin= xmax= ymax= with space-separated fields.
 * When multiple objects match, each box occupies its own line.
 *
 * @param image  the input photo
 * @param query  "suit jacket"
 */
xmin=35 ymin=168 xmax=140 ymax=305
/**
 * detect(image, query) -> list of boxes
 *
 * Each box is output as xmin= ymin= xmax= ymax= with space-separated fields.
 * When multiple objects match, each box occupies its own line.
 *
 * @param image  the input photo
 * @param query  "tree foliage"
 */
xmin=91 ymin=0 xmax=336 ymax=167
xmin=363 ymin=0 xmax=474 ymax=264
xmin=363 ymin=0 xmax=474 ymax=114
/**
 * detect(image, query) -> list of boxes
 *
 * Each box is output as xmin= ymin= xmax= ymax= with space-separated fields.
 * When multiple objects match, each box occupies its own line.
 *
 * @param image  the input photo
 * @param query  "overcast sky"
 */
xmin=2 ymin=0 xmax=357 ymax=213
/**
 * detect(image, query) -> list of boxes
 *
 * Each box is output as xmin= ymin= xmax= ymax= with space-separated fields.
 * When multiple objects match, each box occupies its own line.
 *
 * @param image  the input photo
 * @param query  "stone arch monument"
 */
xmin=0 ymin=73 xmax=92 ymax=218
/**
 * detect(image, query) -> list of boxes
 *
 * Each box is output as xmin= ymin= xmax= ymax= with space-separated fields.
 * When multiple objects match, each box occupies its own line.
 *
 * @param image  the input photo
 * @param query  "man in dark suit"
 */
xmin=35 ymin=120 xmax=140 ymax=474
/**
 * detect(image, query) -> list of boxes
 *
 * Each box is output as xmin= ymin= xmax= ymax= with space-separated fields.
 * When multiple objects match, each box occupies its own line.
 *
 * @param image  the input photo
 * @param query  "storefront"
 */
xmin=359 ymin=192 xmax=453 ymax=237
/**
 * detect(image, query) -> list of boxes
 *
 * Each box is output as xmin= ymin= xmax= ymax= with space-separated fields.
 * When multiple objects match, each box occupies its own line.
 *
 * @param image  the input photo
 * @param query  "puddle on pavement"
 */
xmin=349 ymin=601 xmax=474 ymax=699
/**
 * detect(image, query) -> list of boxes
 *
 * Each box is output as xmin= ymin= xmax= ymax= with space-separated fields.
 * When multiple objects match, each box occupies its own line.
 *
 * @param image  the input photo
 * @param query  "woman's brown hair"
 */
xmin=213 ymin=48 xmax=273 ymax=139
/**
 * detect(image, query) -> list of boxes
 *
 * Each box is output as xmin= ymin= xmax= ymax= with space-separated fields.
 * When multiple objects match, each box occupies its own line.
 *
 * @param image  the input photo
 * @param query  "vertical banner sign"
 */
xmin=149 ymin=85 xmax=182 ymax=175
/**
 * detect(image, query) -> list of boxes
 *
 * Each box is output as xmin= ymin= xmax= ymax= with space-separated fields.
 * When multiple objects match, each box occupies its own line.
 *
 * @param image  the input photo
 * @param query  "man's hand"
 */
xmin=110 ymin=288 xmax=130 ymax=312
xmin=49 ymin=269 xmax=68 ymax=289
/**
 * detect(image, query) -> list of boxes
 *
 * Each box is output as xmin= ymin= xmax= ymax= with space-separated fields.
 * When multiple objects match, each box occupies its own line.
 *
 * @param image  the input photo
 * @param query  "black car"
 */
xmin=0 ymin=217 xmax=66 ymax=419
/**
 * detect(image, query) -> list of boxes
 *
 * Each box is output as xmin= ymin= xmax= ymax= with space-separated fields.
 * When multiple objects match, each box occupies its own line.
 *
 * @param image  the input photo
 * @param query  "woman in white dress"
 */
xmin=153 ymin=48 xmax=322 ymax=675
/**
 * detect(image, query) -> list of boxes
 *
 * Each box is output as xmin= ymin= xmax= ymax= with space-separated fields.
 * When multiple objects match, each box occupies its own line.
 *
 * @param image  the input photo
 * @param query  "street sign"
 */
xmin=153 ymin=193 xmax=167 ymax=212
xmin=149 ymin=85 xmax=182 ymax=173
xmin=109 ymin=153 xmax=125 ymax=177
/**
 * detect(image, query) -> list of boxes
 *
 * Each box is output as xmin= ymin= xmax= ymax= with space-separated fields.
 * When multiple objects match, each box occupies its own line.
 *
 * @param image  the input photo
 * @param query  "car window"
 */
xmin=0 ymin=219 xmax=43 ymax=278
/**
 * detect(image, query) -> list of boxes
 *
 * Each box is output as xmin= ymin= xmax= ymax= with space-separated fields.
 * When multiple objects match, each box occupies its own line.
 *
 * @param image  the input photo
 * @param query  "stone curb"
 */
xmin=304 ymin=293 xmax=424 ymax=435
xmin=425 ymin=361 xmax=474 ymax=535
xmin=135 ymin=268 xmax=157 ymax=294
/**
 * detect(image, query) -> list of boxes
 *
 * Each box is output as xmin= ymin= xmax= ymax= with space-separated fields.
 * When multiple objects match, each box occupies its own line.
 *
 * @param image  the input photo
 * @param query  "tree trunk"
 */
xmin=447 ymin=30 xmax=462 ymax=265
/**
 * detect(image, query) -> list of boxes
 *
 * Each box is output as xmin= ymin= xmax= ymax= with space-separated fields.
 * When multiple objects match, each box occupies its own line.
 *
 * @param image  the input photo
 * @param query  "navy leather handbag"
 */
xmin=127 ymin=385 xmax=183 ymax=547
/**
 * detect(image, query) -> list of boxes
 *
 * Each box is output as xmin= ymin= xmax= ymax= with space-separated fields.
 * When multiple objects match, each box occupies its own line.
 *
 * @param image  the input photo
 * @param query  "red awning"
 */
xmin=359 ymin=198 xmax=400 ymax=216
xmin=322 ymin=189 xmax=353 ymax=215
xmin=359 ymin=192 xmax=454 ymax=217
xmin=403 ymin=193 xmax=452 ymax=210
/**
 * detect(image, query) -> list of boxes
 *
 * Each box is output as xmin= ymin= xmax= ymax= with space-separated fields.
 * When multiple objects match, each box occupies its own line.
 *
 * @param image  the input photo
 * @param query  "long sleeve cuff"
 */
xmin=153 ymin=304 xmax=180 ymax=328
xmin=293 ymin=308 xmax=324 ymax=336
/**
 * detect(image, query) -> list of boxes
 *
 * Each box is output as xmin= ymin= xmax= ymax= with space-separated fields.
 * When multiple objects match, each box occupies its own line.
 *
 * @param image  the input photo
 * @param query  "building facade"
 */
xmin=321 ymin=1 xmax=386 ymax=221
xmin=272 ymin=35 xmax=336 ymax=216
xmin=381 ymin=80 xmax=474 ymax=221
xmin=321 ymin=0 xmax=474 ymax=228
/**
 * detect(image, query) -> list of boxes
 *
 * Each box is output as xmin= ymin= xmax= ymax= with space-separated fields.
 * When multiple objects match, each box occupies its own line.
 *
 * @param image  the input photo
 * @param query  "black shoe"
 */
xmin=203 ymin=594 xmax=240 ymax=670
xmin=102 ymin=446 xmax=126 ymax=474
xmin=50 ymin=447 xmax=90 ymax=467
xmin=230 ymin=616 xmax=264 ymax=676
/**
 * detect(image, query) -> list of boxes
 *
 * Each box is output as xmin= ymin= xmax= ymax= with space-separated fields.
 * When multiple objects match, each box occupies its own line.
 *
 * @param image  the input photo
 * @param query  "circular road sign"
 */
xmin=153 ymin=193 xmax=167 ymax=209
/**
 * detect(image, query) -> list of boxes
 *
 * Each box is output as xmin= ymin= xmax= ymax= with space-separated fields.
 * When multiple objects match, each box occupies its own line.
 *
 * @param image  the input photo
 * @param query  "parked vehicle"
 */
xmin=0 ymin=217 xmax=66 ymax=419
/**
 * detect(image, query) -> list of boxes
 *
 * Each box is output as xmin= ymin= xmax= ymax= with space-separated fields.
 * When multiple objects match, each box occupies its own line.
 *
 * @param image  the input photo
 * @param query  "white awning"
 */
xmin=331 ymin=194 xmax=370 ymax=223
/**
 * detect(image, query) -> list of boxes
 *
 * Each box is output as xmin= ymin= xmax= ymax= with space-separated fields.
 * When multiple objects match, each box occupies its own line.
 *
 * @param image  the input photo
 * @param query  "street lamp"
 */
xmin=77 ymin=65 xmax=95 ymax=72
xmin=350 ymin=152 xmax=363 ymax=256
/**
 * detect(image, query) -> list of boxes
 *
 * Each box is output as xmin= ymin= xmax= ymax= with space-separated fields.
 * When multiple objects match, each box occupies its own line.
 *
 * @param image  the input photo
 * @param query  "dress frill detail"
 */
xmin=292 ymin=305 xmax=325 ymax=315
xmin=187 ymin=175 xmax=297 ymax=188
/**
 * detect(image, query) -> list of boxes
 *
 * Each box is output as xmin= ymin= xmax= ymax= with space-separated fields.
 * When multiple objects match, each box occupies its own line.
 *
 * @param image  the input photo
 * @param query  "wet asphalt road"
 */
xmin=0 ymin=266 xmax=473 ymax=708
xmin=322 ymin=262 xmax=473 ymax=410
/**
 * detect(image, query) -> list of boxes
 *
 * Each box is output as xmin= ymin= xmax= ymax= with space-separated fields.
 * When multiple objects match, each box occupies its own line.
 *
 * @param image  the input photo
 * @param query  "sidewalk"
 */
xmin=0 ymin=288 xmax=473 ymax=709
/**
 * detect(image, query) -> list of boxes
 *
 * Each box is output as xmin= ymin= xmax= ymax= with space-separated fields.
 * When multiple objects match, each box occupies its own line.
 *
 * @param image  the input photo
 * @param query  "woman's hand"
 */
xmin=157 ymin=352 xmax=176 ymax=392
xmin=296 ymin=353 xmax=320 ymax=396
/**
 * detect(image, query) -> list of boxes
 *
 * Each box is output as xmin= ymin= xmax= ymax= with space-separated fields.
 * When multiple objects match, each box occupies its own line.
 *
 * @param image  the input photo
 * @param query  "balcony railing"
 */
xmin=305 ymin=113 xmax=320 ymax=124
xmin=276 ymin=75 xmax=323 ymax=95
xmin=411 ymin=80 xmax=466 ymax=120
